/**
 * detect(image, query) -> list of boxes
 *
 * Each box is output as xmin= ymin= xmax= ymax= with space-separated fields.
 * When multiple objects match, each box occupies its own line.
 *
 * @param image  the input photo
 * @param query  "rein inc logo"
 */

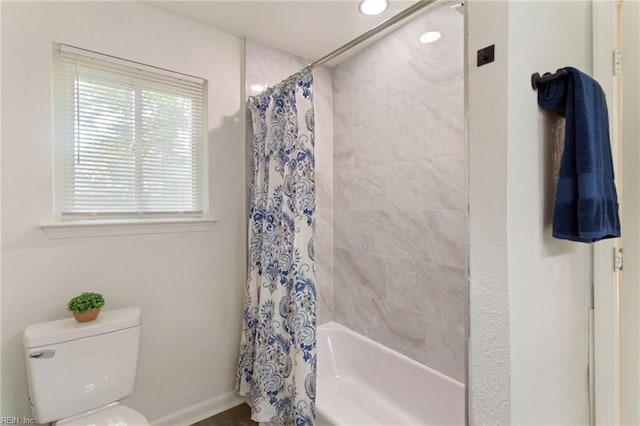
xmin=1 ymin=418 xmax=34 ymax=424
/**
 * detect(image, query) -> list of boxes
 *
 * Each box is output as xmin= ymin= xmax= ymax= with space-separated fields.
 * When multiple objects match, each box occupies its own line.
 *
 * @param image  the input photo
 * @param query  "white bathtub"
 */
xmin=316 ymin=322 xmax=465 ymax=426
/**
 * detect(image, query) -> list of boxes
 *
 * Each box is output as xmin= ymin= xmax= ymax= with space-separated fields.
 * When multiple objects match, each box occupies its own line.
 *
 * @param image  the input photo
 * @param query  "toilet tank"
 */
xmin=23 ymin=307 xmax=141 ymax=424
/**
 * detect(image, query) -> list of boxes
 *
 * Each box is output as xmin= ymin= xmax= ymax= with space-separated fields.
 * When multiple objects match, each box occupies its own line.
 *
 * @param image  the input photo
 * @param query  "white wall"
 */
xmin=1 ymin=2 xmax=245 ymax=424
xmin=467 ymin=1 xmax=510 ymax=423
xmin=469 ymin=1 xmax=593 ymax=424
xmin=507 ymin=2 xmax=592 ymax=423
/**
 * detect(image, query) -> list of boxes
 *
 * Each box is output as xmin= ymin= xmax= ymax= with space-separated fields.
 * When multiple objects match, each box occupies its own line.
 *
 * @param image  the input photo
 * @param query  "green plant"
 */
xmin=67 ymin=292 xmax=105 ymax=313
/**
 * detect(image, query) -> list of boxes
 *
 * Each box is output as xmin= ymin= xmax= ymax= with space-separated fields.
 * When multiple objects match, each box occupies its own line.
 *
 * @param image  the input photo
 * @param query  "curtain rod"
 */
xmin=310 ymin=0 xmax=438 ymax=68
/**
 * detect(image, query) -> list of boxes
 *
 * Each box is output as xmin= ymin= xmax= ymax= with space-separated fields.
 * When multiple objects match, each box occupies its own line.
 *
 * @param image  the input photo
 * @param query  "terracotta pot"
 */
xmin=73 ymin=308 xmax=101 ymax=322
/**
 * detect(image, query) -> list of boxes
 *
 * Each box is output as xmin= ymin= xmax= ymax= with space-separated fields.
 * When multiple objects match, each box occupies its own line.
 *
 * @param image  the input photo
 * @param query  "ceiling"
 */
xmin=146 ymin=1 xmax=420 ymax=66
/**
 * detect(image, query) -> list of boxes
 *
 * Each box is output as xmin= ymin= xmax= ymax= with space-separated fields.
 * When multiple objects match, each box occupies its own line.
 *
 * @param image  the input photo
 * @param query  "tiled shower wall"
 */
xmin=331 ymin=4 xmax=466 ymax=381
xmin=245 ymin=40 xmax=335 ymax=323
xmin=246 ymin=3 xmax=466 ymax=381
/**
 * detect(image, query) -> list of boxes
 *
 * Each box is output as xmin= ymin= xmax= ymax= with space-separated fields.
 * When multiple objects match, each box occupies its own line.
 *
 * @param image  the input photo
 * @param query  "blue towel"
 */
xmin=537 ymin=67 xmax=620 ymax=243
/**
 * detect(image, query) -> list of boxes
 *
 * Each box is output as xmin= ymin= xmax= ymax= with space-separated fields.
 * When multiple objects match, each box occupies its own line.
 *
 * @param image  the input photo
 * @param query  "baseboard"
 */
xmin=150 ymin=391 xmax=245 ymax=426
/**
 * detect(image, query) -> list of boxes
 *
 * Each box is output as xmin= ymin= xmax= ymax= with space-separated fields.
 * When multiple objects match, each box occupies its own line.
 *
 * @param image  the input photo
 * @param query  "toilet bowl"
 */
xmin=23 ymin=307 xmax=148 ymax=426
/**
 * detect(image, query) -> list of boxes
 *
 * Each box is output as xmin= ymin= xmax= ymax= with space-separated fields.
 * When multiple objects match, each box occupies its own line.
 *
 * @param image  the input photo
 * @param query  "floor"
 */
xmin=191 ymin=404 xmax=257 ymax=426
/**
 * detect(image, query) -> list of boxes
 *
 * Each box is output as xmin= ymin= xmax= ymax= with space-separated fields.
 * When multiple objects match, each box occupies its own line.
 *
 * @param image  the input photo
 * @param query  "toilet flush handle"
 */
xmin=29 ymin=350 xmax=55 ymax=359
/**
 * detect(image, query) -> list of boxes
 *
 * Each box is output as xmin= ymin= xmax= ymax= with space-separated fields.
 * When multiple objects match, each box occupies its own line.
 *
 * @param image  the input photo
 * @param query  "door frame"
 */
xmin=592 ymin=1 xmax=621 ymax=424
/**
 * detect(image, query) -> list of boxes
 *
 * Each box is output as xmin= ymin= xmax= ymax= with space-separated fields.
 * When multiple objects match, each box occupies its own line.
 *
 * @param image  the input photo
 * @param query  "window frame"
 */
xmin=51 ymin=43 xmax=209 ymax=223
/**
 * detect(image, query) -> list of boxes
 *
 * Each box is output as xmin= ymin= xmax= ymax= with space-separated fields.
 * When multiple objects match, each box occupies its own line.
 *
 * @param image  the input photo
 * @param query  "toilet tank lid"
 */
xmin=23 ymin=306 xmax=141 ymax=348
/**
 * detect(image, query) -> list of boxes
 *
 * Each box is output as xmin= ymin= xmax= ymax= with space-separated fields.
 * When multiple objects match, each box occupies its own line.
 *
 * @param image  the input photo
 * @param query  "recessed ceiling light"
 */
xmin=250 ymin=84 xmax=265 ymax=93
xmin=359 ymin=0 xmax=388 ymax=16
xmin=419 ymin=31 xmax=442 ymax=44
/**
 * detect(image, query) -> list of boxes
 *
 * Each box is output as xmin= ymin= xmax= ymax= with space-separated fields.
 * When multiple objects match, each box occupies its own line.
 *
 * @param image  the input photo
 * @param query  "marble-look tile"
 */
xmin=246 ymin=40 xmax=308 ymax=89
xmin=386 ymin=156 xmax=466 ymax=211
xmin=333 ymin=80 xmax=387 ymax=136
xmin=370 ymin=13 xmax=442 ymax=67
xmin=315 ymin=67 xmax=334 ymax=210
xmin=334 ymin=210 xmax=434 ymax=261
xmin=333 ymin=131 xmax=356 ymax=170
xmin=369 ymin=22 xmax=426 ymax=68
xmin=332 ymin=57 xmax=390 ymax=132
xmin=421 ymin=2 xmax=465 ymax=36
xmin=413 ymin=28 xmax=464 ymax=82
xmin=341 ymin=103 xmax=464 ymax=169
xmin=423 ymin=99 xmax=465 ymax=159
xmin=317 ymin=211 xmax=333 ymax=278
xmin=382 ymin=257 xmax=466 ymax=320
xmin=374 ymin=4 xmax=463 ymax=68
xmin=382 ymin=15 xmax=463 ymax=116
xmin=332 ymin=210 xmax=367 ymax=253
xmin=317 ymin=271 xmax=334 ymax=325
xmin=380 ymin=257 xmax=431 ymax=313
xmin=316 ymin=208 xmax=333 ymax=249
xmin=331 ymin=97 xmax=349 ymax=139
xmin=334 ymin=209 xmax=466 ymax=265
xmin=330 ymin=66 xmax=352 ymax=98
xmin=385 ymin=59 xmax=463 ymax=116
xmin=331 ymin=50 xmax=391 ymax=97
xmin=329 ymin=2 xmax=465 ymax=381
xmin=416 ymin=39 xmax=463 ymax=73
xmin=246 ymin=72 xmax=268 ymax=95
xmin=332 ymin=246 xmax=466 ymax=325
xmin=333 ymin=167 xmax=388 ymax=210
xmin=420 ymin=262 xmax=467 ymax=317
xmin=374 ymin=299 xmax=429 ymax=363
xmin=350 ymin=116 xmax=420 ymax=169
xmin=374 ymin=109 xmax=429 ymax=163
xmin=422 ymin=312 xmax=466 ymax=382
xmin=316 ymin=164 xmax=333 ymax=210
xmin=334 ymin=156 xmax=465 ymax=213
xmin=426 ymin=210 xmax=467 ymax=269
xmin=333 ymin=248 xmax=386 ymax=300
xmin=313 ymin=63 xmax=335 ymax=321
xmin=334 ymin=287 xmax=383 ymax=339
xmin=332 ymin=1 xmax=462 ymax=94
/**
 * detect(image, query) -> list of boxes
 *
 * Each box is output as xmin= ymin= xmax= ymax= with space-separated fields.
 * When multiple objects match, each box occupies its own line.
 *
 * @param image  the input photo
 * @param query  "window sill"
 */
xmin=39 ymin=218 xmax=219 ymax=239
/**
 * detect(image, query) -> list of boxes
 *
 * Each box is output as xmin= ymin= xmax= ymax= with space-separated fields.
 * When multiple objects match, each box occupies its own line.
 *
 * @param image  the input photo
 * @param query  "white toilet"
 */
xmin=23 ymin=306 xmax=149 ymax=426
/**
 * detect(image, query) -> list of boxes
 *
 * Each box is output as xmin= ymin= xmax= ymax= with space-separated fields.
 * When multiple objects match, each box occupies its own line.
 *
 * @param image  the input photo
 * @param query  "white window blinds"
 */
xmin=53 ymin=44 xmax=207 ymax=220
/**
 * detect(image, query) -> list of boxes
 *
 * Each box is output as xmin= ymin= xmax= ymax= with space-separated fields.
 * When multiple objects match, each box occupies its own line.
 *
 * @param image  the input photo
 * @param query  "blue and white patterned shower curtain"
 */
xmin=236 ymin=67 xmax=317 ymax=426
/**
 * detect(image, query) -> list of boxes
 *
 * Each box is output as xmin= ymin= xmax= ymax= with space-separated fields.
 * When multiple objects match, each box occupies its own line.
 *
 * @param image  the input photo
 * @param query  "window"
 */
xmin=52 ymin=43 xmax=207 ymax=221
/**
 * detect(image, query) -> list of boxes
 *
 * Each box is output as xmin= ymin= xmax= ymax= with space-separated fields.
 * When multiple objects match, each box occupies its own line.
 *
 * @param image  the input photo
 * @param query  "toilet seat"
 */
xmin=55 ymin=402 xmax=148 ymax=426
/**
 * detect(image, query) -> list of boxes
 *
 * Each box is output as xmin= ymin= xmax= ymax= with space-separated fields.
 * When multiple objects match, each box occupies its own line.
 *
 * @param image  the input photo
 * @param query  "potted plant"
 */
xmin=67 ymin=292 xmax=105 ymax=322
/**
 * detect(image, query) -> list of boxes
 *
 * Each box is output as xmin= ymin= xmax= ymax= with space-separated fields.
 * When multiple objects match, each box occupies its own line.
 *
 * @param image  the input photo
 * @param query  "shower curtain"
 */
xmin=236 ymin=67 xmax=317 ymax=426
